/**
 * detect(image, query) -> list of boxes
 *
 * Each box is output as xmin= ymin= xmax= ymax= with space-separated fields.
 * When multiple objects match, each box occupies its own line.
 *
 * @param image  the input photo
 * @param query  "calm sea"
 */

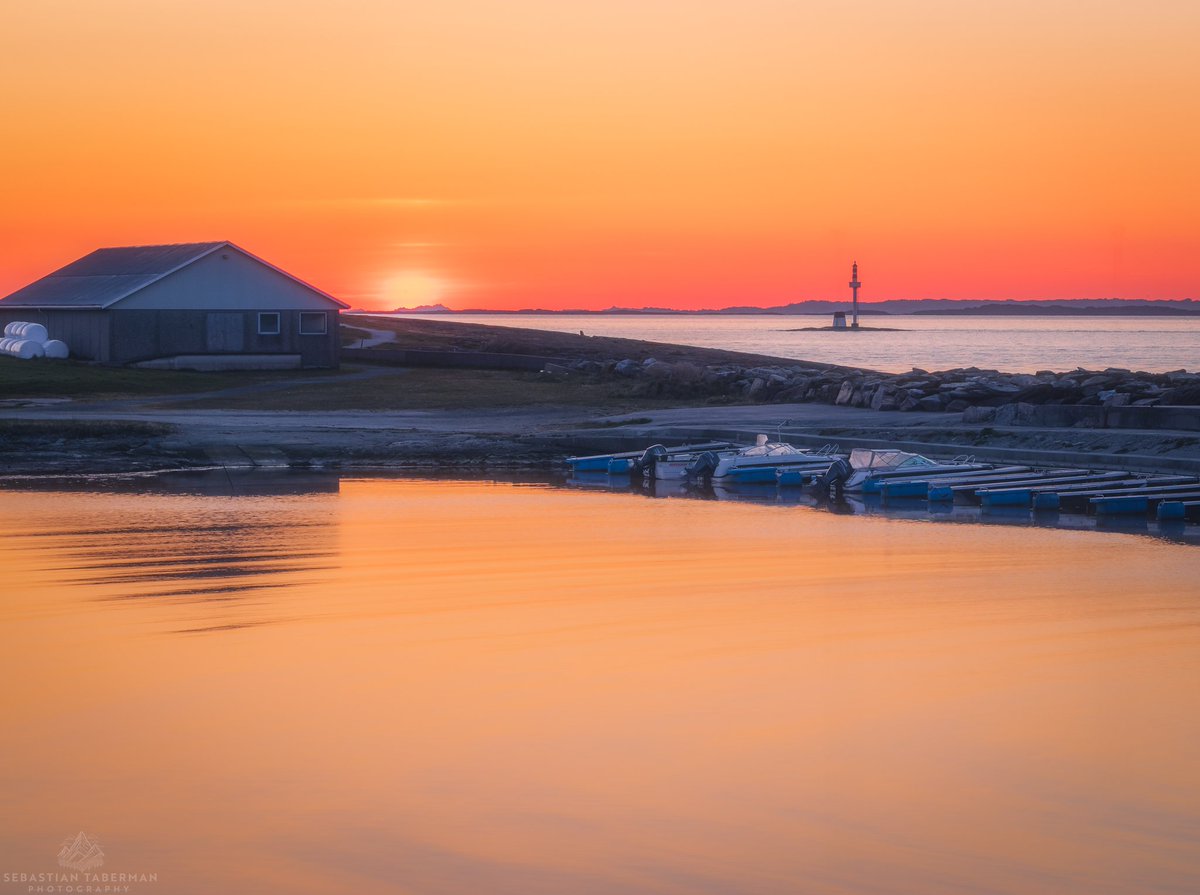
xmin=3 ymin=471 xmax=1199 ymax=894
xmin=393 ymin=313 xmax=1200 ymax=374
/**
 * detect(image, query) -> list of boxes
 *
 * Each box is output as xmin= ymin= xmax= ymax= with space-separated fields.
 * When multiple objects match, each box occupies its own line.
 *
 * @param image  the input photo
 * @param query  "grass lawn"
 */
xmin=166 ymin=367 xmax=696 ymax=412
xmin=0 ymin=356 xmax=346 ymax=399
xmin=0 ymin=356 xmax=716 ymax=413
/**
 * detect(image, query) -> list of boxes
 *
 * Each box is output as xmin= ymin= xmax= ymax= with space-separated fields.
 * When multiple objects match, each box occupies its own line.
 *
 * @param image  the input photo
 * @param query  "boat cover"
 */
xmin=849 ymin=448 xmax=938 ymax=471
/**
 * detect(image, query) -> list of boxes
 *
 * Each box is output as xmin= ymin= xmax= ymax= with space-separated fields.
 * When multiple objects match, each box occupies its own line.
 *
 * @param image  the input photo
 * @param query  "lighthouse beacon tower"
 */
xmin=848 ymin=262 xmax=861 ymax=329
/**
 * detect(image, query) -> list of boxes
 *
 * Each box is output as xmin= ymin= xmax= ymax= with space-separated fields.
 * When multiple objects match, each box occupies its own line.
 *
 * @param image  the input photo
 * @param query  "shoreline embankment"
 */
xmin=348 ymin=316 xmax=1200 ymax=424
xmin=2 ymin=315 xmax=1198 ymax=477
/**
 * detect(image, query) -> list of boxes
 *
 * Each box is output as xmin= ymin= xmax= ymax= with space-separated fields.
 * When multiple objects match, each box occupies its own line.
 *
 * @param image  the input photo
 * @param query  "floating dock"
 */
xmin=566 ymin=438 xmax=1200 ymax=524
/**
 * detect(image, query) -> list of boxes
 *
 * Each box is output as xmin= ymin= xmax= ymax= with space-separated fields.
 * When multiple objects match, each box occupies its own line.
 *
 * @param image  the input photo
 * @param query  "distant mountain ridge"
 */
xmin=388 ymin=298 xmax=1199 ymax=316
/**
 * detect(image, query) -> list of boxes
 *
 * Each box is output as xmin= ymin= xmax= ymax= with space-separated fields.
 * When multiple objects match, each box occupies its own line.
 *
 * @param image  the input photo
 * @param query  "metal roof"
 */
xmin=0 ymin=241 xmax=348 ymax=309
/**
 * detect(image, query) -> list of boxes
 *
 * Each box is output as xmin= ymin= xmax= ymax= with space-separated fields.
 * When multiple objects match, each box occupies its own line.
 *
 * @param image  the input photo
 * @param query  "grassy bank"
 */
xmin=0 ymin=356 xmax=302 ymax=399
xmin=0 ymin=317 xmax=810 ymax=412
xmin=345 ymin=314 xmax=846 ymax=369
xmin=162 ymin=367 xmax=698 ymax=412
xmin=1 ymin=354 xmax=715 ymax=413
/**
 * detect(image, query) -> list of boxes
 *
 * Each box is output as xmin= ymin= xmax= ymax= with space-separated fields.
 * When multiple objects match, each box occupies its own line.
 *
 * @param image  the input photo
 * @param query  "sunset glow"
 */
xmin=2 ymin=0 xmax=1197 ymax=309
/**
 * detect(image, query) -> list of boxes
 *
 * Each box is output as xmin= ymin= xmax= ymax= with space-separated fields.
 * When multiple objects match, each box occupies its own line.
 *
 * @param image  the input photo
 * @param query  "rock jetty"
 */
xmin=574 ymin=357 xmax=1200 ymax=415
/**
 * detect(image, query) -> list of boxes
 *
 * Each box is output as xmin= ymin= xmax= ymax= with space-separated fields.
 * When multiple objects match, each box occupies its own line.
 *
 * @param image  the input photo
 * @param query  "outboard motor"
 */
xmin=815 ymin=456 xmax=852 ymax=499
xmin=631 ymin=444 xmax=668 ymax=477
xmin=685 ymin=450 xmax=720 ymax=480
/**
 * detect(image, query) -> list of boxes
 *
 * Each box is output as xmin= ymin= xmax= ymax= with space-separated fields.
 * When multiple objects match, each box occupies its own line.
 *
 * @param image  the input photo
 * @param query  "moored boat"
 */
xmin=652 ymin=449 xmax=740 ymax=481
xmin=565 ymin=441 xmax=735 ymax=474
xmin=695 ymin=435 xmax=838 ymax=481
xmin=843 ymin=448 xmax=945 ymax=491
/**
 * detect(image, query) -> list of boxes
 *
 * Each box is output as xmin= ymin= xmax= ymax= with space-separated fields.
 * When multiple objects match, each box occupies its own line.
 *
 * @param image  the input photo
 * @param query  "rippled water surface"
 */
xmin=3 ymin=472 xmax=1199 ymax=894
xmin=391 ymin=313 xmax=1200 ymax=373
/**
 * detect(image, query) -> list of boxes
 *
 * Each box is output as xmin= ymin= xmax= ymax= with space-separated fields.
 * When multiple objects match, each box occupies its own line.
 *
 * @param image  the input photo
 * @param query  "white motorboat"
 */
xmin=696 ymin=435 xmax=835 ymax=482
xmin=843 ymin=448 xmax=942 ymax=491
xmin=652 ymin=448 xmax=740 ymax=481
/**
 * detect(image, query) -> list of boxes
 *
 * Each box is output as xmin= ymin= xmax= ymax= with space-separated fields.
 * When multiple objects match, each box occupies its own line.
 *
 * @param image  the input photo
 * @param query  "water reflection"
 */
xmin=2 ymin=473 xmax=1199 ymax=894
xmin=564 ymin=470 xmax=1200 ymax=545
xmin=7 ymin=467 xmax=1199 ymax=553
xmin=3 ymin=471 xmax=342 ymax=631
xmin=49 ymin=519 xmax=335 ymax=602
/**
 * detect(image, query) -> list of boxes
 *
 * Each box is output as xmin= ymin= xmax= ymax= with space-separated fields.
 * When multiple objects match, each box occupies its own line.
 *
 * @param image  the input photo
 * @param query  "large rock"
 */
xmin=1166 ymin=371 xmax=1200 ymax=383
xmin=774 ymin=385 xmax=810 ymax=403
xmin=962 ymin=405 xmax=996 ymax=423
xmin=992 ymin=402 xmax=1037 ymax=425
xmin=817 ymin=382 xmax=843 ymax=402
xmin=1162 ymin=384 xmax=1200 ymax=405
xmin=870 ymin=385 xmax=898 ymax=411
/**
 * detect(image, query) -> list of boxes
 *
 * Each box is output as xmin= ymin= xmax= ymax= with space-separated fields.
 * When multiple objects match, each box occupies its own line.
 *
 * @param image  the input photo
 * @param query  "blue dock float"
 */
xmin=607 ymin=457 xmax=633 ymax=474
xmin=1092 ymin=495 xmax=1150 ymax=515
xmin=571 ymin=456 xmax=616 ymax=472
xmin=882 ymin=480 xmax=931 ymax=499
xmin=1033 ymin=492 xmax=1061 ymax=511
xmin=979 ymin=488 xmax=1032 ymax=508
xmin=1157 ymin=501 xmax=1187 ymax=521
xmin=928 ymin=485 xmax=955 ymax=502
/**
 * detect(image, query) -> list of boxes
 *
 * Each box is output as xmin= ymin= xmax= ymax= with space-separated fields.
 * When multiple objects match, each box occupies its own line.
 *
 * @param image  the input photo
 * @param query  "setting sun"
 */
xmin=2 ymin=3 xmax=1199 ymax=893
xmin=384 ymin=271 xmax=449 ymax=309
xmin=1 ymin=1 xmax=1197 ymax=309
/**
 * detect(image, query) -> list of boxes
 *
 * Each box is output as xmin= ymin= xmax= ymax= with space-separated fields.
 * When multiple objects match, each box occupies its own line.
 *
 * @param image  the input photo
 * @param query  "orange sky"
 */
xmin=1 ymin=0 xmax=1197 ymax=310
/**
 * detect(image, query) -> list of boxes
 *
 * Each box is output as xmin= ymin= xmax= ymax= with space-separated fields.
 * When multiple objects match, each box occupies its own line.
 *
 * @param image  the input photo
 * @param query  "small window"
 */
xmin=258 ymin=312 xmax=281 ymax=335
xmin=299 ymin=312 xmax=327 ymax=335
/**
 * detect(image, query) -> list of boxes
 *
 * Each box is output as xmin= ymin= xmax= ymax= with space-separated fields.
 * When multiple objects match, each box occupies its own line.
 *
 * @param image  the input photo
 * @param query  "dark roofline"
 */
xmin=46 ymin=241 xmax=226 ymax=279
xmin=1 ymin=241 xmax=349 ymax=310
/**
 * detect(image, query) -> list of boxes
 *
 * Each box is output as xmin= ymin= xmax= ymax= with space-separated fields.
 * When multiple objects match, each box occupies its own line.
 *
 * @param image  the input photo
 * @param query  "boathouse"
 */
xmin=0 ymin=241 xmax=347 ymax=368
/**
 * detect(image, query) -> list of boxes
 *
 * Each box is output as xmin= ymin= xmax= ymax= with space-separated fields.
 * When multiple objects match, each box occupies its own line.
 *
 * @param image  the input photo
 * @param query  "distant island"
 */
xmin=384 ymin=298 xmax=1199 ymax=317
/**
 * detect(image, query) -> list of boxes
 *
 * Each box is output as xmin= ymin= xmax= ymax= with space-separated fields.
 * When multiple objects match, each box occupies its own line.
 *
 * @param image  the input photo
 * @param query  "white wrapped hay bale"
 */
xmin=3 ymin=321 xmax=49 ymax=342
xmin=17 ymin=322 xmax=49 ymax=342
xmin=9 ymin=339 xmax=45 ymax=359
xmin=42 ymin=339 xmax=69 ymax=359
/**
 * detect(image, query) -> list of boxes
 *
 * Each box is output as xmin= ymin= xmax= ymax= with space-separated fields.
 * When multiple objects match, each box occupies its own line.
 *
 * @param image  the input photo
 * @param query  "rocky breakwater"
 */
xmin=580 ymin=356 xmax=1200 ymax=418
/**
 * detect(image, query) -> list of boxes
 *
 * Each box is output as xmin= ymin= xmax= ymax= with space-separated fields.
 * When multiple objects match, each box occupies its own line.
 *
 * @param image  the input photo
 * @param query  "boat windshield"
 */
xmin=849 ymin=448 xmax=937 ymax=470
xmin=741 ymin=443 xmax=808 ymax=458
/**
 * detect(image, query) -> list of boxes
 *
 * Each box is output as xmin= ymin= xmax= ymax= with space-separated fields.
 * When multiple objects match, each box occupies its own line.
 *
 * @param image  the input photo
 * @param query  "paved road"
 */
xmin=0 ymin=400 xmax=948 ymax=439
xmin=344 ymin=323 xmax=397 ymax=349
